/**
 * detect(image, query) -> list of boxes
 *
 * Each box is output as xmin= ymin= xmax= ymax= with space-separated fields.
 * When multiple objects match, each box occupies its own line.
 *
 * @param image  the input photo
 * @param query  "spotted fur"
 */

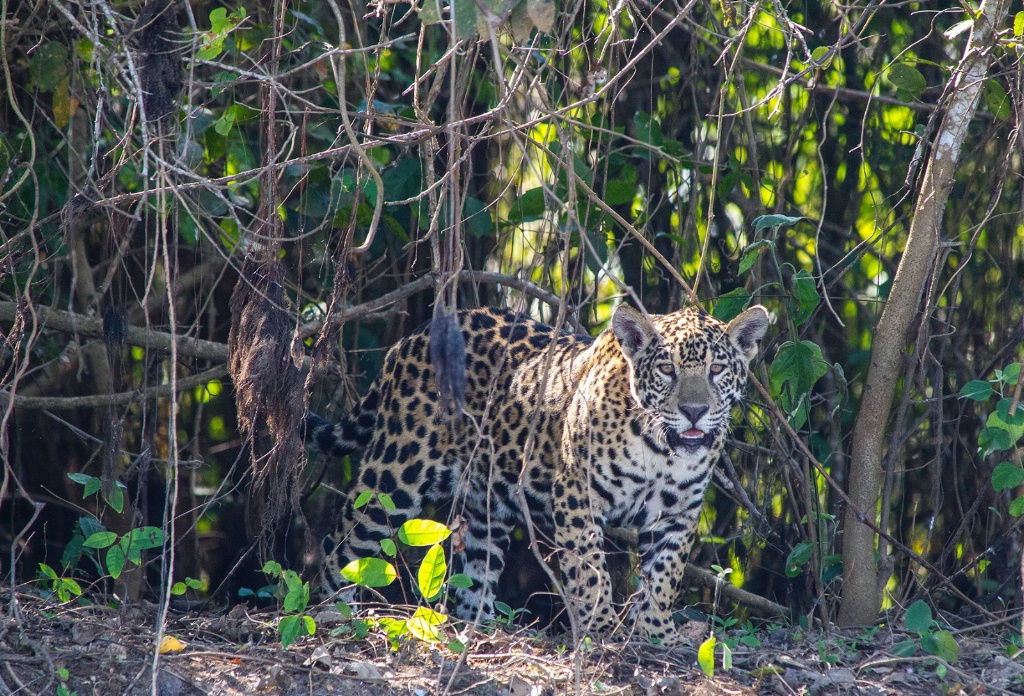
xmin=308 ymin=304 xmax=769 ymax=645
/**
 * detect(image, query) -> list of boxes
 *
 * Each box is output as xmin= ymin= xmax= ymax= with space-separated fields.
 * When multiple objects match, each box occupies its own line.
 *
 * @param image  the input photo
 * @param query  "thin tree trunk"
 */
xmin=837 ymin=0 xmax=1011 ymax=626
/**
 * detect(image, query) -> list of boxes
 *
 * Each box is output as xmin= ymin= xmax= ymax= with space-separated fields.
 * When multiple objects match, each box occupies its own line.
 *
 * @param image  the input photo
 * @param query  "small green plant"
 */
xmin=335 ymin=499 xmax=473 ymax=650
xmin=67 ymin=472 xmax=127 ymax=514
xmin=698 ymin=565 xmax=736 ymax=677
xmin=492 ymin=600 xmax=531 ymax=630
xmin=37 ymin=563 xmax=82 ymax=603
xmin=78 ymin=526 xmax=164 ymax=580
xmin=960 ymin=362 xmax=1024 ymax=516
xmin=262 ymin=561 xmax=316 ymax=648
xmin=894 ymin=599 xmax=959 ymax=675
xmin=170 ymin=577 xmax=204 ymax=595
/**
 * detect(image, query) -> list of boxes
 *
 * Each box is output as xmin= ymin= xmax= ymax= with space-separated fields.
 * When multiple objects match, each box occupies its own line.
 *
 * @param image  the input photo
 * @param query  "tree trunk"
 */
xmin=837 ymin=0 xmax=1011 ymax=626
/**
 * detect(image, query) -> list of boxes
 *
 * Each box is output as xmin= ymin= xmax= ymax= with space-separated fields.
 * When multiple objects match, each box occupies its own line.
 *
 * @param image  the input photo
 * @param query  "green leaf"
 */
xmin=903 ymin=600 xmax=933 ymax=634
xmin=67 ymin=472 xmax=93 ymax=486
xmin=417 ymin=544 xmax=447 ymax=601
xmin=721 ymin=641 xmax=733 ymax=671
xmin=448 ymin=639 xmax=466 ymax=653
xmin=979 ymin=426 xmax=1013 ymax=455
xmin=810 ymin=46 xmax=831 ymax=65
xmin=464 ymin=197 xmax=492 ymax=238
xmin=336 ymin=600 xmax=353 ymax=618
xmin=769 ymin=341 xmax=829 ymax=398
xmin=171 ymin=582 xmax=187 ymax=595
xmin=697 ymin=635 xmax=716 ymax=677
xmin=888 ymin=63 xmax=927 ymax=100
xmin=30 ymin=41 xmax=70 ymax=92
xmin=992 ymin=462 xmax=1024 ymax=492
xmin=712 ymin=288 xmax=751 ymax=322
xmin=785 ymin=541 xmax=813 ymax=578
xmin=1016 ymin=11 xmax=1024 ymax=37
xmin=751 ymin=214 xmax=804 ymax=234
xmin=380 ymin=538 xmax=397 ymax=557
xmin=407 ymin=606 xmax=446 ymax=642
xmin=419 ymin=0 xmax=442 ymax=24
xmin=959 ymin=380 xmax=993 ymax=401
xmin=84 ymin=478 xmax=102 ymax=498
xmin=452 ymin=0 xmax=478 ymax=40
xmin=279 ymin=614 xmax=303 ymax=648
xmin=892 ymin=640 xmax=917 ymax=657
xmin=38 ymin=563 xmax=58 ymax=580
xmin=398 ymin=519 xmax=452 ymax=546
xmin=104 ymin=485 xmax=124 ymax=514
xmin=984 ymin=80 xmax=1011 ymax=120
xmin=791 ymin=270 xmax=819 ymax=326
xmin=506 ymin=187 xmax=545 ymax=224
xmin=341 ymin=558 xmax=398 ymax=588
xmin=738 ymin=239 xmax=774 ymax=275
xmin=932 ymin=630 xmax=958 ymax=663
xmin=604 ymin=179 xmax=635 ymax=206
xmin=83 ymin=532 xmax=118 ymax=549
xmin=1010 ymin=496 xmax=1024 ymax=517
xmin=353 ymin=490 xmax=374 ymax=509
xmin=995 ymin=363 xmax=1021 ymax=384
xmin=283 ymin=582 xmax=309 ymax=613
xmin=263 ymin=560 xmax=283 ymax=576
xmin=633 ymin=112 xmax=664 ymax=150
xmin=448 ymin=573 xmax=474 ymax=589
xmin=106 ymin=545 xmax=126 ymax=579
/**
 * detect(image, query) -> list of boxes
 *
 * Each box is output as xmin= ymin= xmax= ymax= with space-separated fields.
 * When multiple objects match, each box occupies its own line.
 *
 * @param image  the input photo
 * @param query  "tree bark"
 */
xmin=837 ymin=0 xmax=1010 ymax=626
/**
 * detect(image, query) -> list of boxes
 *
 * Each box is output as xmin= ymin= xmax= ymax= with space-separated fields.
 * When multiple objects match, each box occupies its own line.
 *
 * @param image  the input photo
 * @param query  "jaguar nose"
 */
xmin=680 ymin=404 xmax=708 ymax=426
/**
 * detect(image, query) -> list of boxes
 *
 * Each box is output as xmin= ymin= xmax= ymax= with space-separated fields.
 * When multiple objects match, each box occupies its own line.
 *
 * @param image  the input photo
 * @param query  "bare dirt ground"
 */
xmin=2 ymin=588 xmax=1022 ymax=695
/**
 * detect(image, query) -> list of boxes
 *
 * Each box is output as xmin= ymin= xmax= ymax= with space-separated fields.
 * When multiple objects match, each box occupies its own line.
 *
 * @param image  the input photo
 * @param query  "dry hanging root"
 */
xmin=227 ymin=256 xmax=306 ymax=536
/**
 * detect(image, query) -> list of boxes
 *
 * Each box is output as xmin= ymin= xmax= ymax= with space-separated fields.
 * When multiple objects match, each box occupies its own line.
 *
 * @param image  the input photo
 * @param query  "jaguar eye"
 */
xmin=709 ymin=364 xmax=726 ymax=375
xmin=658 ymin=364 xmax=676 ymax=378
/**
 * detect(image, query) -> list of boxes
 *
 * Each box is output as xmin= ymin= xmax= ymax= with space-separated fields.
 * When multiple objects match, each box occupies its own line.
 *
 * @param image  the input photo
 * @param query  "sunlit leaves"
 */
xmin=417 ymin=545 xmax=447 ymax=601
xmin=398 ymin=519 xmax=452 ymax=546
xmin=697 ymin=635 xmax=716 ymax=677
xmin=341 ymin=558 xmax=398 ymax=588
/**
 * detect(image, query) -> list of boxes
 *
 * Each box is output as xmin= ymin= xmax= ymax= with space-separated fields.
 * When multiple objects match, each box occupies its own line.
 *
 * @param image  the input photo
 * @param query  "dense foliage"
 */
xmin=1 ymin=0 xmax=1023 ymax=640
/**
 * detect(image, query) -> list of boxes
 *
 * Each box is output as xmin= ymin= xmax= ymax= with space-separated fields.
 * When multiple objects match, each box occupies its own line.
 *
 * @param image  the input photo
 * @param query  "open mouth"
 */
xmin=666 ymin=428 xmax=711 ymax=450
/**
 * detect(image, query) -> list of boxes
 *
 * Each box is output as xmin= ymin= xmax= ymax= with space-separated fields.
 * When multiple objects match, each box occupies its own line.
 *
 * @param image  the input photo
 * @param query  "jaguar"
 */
xmin=307 ymin=303 xmax=769 ymax=645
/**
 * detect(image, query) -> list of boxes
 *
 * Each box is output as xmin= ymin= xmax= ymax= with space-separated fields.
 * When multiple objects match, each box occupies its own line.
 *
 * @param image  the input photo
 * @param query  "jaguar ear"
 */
xmin=612 ymin=305 xmax=659 ymax=360
xmin=726 ymin=305 xmax=771 ymax=361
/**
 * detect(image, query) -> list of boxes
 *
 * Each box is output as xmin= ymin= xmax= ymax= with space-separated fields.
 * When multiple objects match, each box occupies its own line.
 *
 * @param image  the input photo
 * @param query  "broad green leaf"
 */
xmin=738 ymin=239 xmax=774 ymax=275
xmin=1010 ymin=496 xmax=1024 ymax=517
xmin=417 ymin=544 xmax=447 ymax=601
xmin=987 ymin=407 xmax=1024 ymax=445
xmin=992 ymin=462 xmax=1024 ymax=492
xmin=380 ymin=538 xmax=397 ymax=557
xmin=712 ymin=288 xmax=751 ymax=322
xmin=769 ymin=340 xmax=829 ymax=398
xmin=984 ymin=80 xmax=1010 ymax=120
xmin=83 ymin=531 xmax=118 ymax=549
xmin=279 ymin=614 xmax=303 ymax=648
xmin=633 ymin=112 xmax=664 ymax=150
xmin=464 ymin=197 xmax=492 ymax=238
xmin=407 ymin=606 xmax=446 ymax=642
xmin=448 ymin=573 xmax=474 ymax=588
xmin=892 ymin=640 xmax=917 ymax=657
xmin=377 ymin=493 xmax=396 ymax=511
xmin=751 ymin=214 xmax=804 ymax=233
xmin=171 ymin=582 xmax=187 ymax=595
xmin=785 ymin=541 xmax=813 ymax=578
xmin=302 ymin=615 xmax=316 ymax=635
xmin=604 ymin=179 xmax=635 ymax=206
xmin=105 ymin=486 xmax=124 ymax=514
xmin=336 ymin=601 xmax=353 ymax=618
xmin=353 ymin=490 xmax=374 ymax=509
xmin=419 ymin=0 xmax=442 ymax=24
xmin=263 ymin=560 xmax=282 ymax=575
xmin=959 ymin=380 xmax=993 ymax=401
xmin=398 ymin=519 xmax=452 ymax=546
xmin=106 ymin=545 xmax=126 ymax=579
xmin=903 ymin=600 xmax=933 ymax=634
xmin=452 ymin=0 xmax=478 ymax=40
xmin=697 ymin=635 xmax=716 ymax=677
xmin=810 ymin=46 xmax=831 ymax=65
xmin=1016 ymin=11 xmax=1024 ymax=37
xmin=995 ymin=363 xmax=1020 ymax=384
xmin=721 ymin=641 xmax=733 ymax=670
xmin=67 ymin=472 xmax=93 ymax=485
xmin=888 ymin=63 xmax=926 ymax=100
xmin=506 ymin=187 xmax=545 ymax=224
xmin=448 ymin=639 xmax=466 ymax=653
xmin=792 ymin=270 xmax=819 ymax=325
xmin=979 ymin=426 xmax=1013 ymax=455
xmin=932 ymin=630 xmax=958 ymax=663
xmin=84 ymin=478 xmax=102 ymax=498
xmin=30 ymin=41 xmax=69 ymax=92
xmin=341 ymin=558 xmax=398 ymax=588
xmin=283 ymin=582 xmax=309 ymax=613
xmin=38 ymin=563 xmax=58 ymax=580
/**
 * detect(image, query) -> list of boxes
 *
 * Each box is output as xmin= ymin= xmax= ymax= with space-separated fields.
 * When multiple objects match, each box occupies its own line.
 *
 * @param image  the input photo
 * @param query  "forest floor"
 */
xmin=1 ymin=588 xmax=1022 ymax=695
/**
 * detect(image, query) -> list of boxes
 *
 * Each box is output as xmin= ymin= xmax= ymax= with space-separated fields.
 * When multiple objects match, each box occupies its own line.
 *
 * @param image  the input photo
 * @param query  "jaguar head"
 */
xmin=612 ymin=304 xmax=770 ymax=452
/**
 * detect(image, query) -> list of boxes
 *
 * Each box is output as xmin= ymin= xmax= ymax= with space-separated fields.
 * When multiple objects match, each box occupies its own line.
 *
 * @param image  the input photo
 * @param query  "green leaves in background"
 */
xmin=888 ymin=63 xmax=926 ymax=101
xmin=770 ymin=340 xmax=829 ymax=428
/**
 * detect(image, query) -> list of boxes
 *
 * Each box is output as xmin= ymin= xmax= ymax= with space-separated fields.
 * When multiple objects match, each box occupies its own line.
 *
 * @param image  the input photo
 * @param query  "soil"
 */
xmin=1 ymin=588 xmax=1022 ymax=695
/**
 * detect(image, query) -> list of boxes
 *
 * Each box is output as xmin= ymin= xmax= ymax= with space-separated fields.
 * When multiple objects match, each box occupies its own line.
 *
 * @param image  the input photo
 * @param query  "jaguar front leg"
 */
xmin=631 ymin=522 xmax=699 ymax=646
xmin=552 ymin=472 xmax=617 ymax=640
